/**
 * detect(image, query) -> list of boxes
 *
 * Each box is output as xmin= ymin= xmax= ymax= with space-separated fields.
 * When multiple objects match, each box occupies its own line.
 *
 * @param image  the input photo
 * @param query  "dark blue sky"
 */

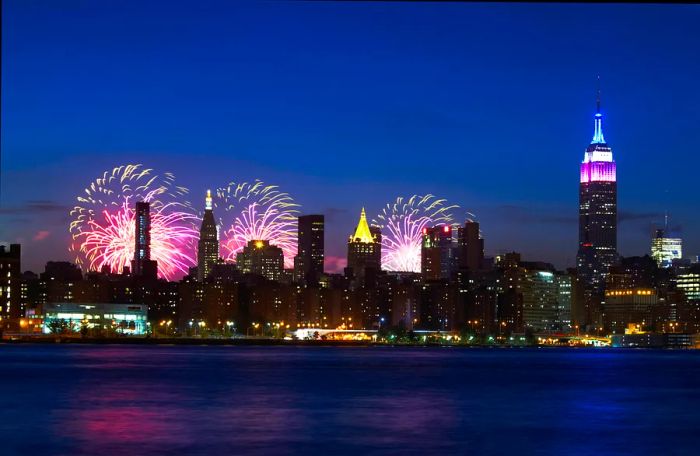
xmin=2 ymin=1 xmax=700 ymax=273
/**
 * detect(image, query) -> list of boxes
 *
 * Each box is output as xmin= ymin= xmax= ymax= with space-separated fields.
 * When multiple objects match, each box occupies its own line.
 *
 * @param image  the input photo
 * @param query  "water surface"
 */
xmin=0 ymin=345 xmax=698 ymax=455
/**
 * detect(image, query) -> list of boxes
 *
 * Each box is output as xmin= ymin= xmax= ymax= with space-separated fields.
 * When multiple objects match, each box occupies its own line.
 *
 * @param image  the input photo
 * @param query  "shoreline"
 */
xmin=0 ymin=336 xmax=506 ymax=347
xmin=1 ymin=336 xmax=695 ymax=349
xmin=0 ymin=335 xmax=543 ymax=347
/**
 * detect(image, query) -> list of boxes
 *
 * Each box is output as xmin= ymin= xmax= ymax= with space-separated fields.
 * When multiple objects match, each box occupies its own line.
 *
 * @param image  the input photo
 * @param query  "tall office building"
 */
xmin=294 ymin=215 xmax=324 ymax=286
xmin=421 ymin=225 xmax=455 ymax=281
xmin=651 ymin=228 xmax=682 ymax=268
xmin=197 ymin=190 xmax=219 ymax=281
xmin=346 ymin=208 xmax=381 ymax=282
xmin=236 ymin=240 xmax=284 ymax=281
xmin=520 ymin=263 xmax=559 ymax=331
xmin=131 ymin=201 xmax=158 ymax=279
xmin=457 ymin=221 xmax=484 ymax=271
xmin=677 ymin=267 xmax=700 ymax=302
xmin=0 ymin=244 xmax=21 ymax=319
xmin=576 ymin=85 xmax=618 ymax=290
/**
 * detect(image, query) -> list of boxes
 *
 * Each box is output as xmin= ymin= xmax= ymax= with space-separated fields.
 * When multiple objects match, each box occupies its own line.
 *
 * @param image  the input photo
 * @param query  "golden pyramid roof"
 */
xmin=350 ymin=207 xmax=375 ymax=243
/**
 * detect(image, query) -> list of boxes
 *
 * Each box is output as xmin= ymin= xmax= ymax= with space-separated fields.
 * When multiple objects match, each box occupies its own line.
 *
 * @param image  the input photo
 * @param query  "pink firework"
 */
xmin=373 ymin=195 xmax=458 ymax=272
xmin=70 ymin=165 xmax=199 ymax=280
xmin=215 ymin=181 xmax=299 ymax=268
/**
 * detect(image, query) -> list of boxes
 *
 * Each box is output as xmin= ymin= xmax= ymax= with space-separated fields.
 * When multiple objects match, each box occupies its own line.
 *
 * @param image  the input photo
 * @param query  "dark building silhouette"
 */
xmin=577 ymin=87 xmax=618 ymax=290
xmin=41 ymin=261 xmax=83 ymax=282
xmin=419 ymin=281 xmax=457 ymax=330
xmin=495 ymin=252 xmax=524 ymax=333
xmin=197 ymin=190 xmax=219 ymax=281
xmin=421 ymin=225 xmax=455 ymax=281
xmin=132 ymin=201 xmax=158 ymax=279
xmin=458 ymin=221 xmax=484 ymax=271
xmin=294 ymin=215 xmax=324 ymax=286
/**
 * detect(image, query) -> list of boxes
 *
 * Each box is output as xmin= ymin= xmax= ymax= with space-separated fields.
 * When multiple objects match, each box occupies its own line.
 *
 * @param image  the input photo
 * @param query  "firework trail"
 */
xmin=69 ymin=165 xmax=199 ymax=280
xmin=373 ymin=195 xmax=458 ymax=272
xmin=214 ymin=180 xmax=299 ymax=268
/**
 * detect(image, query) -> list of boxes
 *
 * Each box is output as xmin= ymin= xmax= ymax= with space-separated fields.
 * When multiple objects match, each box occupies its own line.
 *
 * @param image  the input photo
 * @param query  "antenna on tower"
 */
xmin=596 ymin=75 xmax=601 ymax=114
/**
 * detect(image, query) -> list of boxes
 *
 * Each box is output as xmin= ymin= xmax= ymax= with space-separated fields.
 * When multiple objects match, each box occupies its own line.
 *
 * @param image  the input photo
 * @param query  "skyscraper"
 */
xmin=651 ymin=228 xmax=682 ymax=268
xmin=346 ymin=208 xmax=381 ymax=282
xmin=577 ymin=84 xmax=618 ymax=290
xmin=457 ymin=221 xmax=484 ymax=271
xmin=132 ymin=201 xmax=158 ymax=279
xmin=197 ymin=190 xmax=219 ymax=281
xmin=520 ymin=264 xmax=558 ymax=331
xmin=421 ymin=225 xmax=455 ymax=281
xmin=294 ymin=215 xmax=324 ymax=286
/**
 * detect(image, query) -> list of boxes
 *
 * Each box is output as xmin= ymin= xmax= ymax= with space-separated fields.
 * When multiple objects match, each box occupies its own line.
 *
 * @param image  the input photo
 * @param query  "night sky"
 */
xmin=2 ymin=1 xmax=699 ymax=274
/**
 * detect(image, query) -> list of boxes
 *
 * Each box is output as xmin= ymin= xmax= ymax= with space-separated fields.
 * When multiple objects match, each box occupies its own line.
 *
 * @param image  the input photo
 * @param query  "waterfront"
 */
xmin=0 ymin=346 xmax=699 ymax=455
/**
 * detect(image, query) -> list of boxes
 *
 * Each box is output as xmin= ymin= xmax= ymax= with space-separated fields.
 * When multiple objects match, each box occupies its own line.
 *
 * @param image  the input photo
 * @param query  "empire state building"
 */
xmin=576 ymin=91 xmax=618 ymax=290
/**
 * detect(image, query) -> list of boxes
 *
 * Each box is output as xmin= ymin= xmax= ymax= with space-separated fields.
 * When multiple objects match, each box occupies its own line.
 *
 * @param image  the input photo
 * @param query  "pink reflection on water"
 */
xmin=52 ymin=382 xmax=197 ymax=453
xmin=50 ymin=347 xmax=308 ymax=452
xmin=336 ymin=393 xmax=458 ymax=446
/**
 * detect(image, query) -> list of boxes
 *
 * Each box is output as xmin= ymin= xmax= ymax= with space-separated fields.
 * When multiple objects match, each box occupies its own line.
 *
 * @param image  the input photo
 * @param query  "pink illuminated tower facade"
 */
xmin=576 ymin=89 xmax=618 ymax=290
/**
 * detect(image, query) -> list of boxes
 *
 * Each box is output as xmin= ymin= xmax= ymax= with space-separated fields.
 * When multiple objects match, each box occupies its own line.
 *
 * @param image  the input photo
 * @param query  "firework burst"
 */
xmin=373 ymin=195 xmax=458 ymax=272
xmin=214 ymin=180 xmax=299 ymax=268
xmin=69 ymin=165 xmax=199 ymax=280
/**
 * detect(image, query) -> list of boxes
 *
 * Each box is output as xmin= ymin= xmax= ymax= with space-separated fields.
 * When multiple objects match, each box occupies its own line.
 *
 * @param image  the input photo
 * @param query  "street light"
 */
xmin=247 ymin=322 xmax=260 ymax=337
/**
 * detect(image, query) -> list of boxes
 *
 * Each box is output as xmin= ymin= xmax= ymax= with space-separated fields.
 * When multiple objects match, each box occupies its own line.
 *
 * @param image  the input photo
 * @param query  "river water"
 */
xmin=0 ymin=345 xmax=698 ymax=455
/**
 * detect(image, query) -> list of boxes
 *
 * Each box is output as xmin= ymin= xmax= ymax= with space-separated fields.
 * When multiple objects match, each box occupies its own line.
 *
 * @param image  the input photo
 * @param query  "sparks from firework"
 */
xmin=373 ymin=195 xmax=458 ymax=272
xmin=69 ymin=165 xmax=199 ymax=280
xmin=215 ymin=181 xmax=299 ymax=268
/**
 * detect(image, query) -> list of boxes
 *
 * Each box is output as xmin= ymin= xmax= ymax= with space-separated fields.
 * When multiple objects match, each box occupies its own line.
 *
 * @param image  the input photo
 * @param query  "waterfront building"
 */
xmin=556 ymin=272 xmax=573 ymax=332
xmin=40 ymin=302 xmax=148 ymax=335
xmin=0 ymin=244 xmax=21 ymax=320
xmin=346 ymin=208 xmax=381 ymax=283
xmin=677 ymin=265 xmax=700 ymax=333
xmin=603 ymin=288 xmax=658 ymax=334
xmin=495 ymin=252 xmax=524 ymax=332
xmin=197 ymin=190 xmax=219 ymax=281
xmin=236 ymin=240 xmax=284 ymax=281
xmin=677 ymin=267 xmax=700 ymax=302
xmin=419 ymin=281 xmax=457 ymax=330
xmin=294 ymin=215 xmax=324 ymax=286
xmin=577 ymin=86 xmax=618 ymax=290
xmin=520 ymin=262 xmax=559 ymax=331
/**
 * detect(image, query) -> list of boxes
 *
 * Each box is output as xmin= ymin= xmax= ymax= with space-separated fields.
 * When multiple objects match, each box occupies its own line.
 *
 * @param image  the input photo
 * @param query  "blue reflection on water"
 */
xmin=0 ymin=346 xmax=699 ymax=455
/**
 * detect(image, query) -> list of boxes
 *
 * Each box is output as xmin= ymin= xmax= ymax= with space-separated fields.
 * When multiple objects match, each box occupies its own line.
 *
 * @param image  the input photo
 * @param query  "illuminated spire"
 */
xmin=205 ymin=189 xmax=212 ymax=211
xmin=592 ymin=76 xmax=606 ymax=144
xmin=351 ymin=207 xmax=375 ymax=243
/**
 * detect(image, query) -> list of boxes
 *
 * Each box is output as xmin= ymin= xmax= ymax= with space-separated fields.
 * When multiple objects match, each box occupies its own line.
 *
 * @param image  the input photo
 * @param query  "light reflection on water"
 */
xmin=1 ymin=346 xmax=699 ymax=455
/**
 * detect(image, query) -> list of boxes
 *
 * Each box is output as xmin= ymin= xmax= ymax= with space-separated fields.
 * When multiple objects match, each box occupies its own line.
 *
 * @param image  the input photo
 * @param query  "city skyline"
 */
xmin=2 ymin=2 xmax=700 ymax=273
xmin=3 ymin=4 xmax=700 ymax=454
